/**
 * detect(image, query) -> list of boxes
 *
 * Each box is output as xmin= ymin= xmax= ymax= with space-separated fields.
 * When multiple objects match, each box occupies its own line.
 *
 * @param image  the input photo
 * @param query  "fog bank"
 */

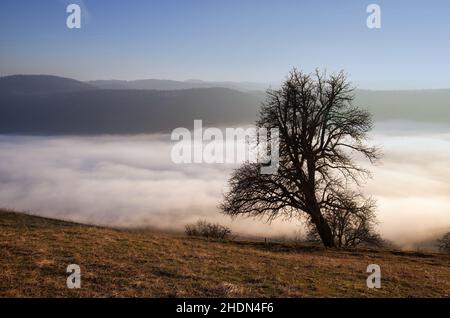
xmin=0 ymin=121 xmax=449 ymax=247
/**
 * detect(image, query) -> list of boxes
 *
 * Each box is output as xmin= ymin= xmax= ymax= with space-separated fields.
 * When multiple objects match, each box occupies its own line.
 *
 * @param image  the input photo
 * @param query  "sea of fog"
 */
xmin=0 ymin=120 xmax=449 ymax=248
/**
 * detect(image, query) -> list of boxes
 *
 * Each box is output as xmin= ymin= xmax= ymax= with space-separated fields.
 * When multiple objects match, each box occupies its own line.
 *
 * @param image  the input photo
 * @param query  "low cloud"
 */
xmin=0 ymin=134 xmax=300 ymax=237
xmin=0 ymin=121 xmax=449 ymax=247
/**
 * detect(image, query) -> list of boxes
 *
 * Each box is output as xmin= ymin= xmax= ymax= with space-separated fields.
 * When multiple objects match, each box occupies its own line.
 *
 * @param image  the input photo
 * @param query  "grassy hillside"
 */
xmin=0 ymin=209 xmax=449 ymax=297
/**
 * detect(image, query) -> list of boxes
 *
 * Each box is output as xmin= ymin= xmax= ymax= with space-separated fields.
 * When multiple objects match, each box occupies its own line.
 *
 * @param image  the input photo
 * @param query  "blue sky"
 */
xmin=1 ymin=0 xmax=449 ymax=88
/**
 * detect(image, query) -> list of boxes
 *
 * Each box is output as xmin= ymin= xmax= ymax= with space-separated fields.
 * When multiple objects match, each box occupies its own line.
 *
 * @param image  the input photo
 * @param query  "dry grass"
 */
xmin=0 ymin=209 xmax=449 ymax=297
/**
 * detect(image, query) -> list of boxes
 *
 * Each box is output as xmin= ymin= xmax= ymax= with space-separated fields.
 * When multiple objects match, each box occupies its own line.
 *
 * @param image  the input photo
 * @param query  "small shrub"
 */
xmin=185 ymin=220 xmax=232 ymax=240
xmin=437 ymin=232 xmax=450 ymax=253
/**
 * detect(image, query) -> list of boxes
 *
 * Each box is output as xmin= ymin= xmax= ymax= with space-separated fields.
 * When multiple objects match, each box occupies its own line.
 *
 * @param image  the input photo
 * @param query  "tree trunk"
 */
xmin=311 ymin=213 xmax=335 ymax=248
xmin=304 ymin=175 xmax=336 ymax=248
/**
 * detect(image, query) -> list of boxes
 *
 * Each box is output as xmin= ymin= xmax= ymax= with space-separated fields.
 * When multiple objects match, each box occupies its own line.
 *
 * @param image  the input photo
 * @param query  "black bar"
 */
xmin=0 ymin=298 xmax=447 ymax=316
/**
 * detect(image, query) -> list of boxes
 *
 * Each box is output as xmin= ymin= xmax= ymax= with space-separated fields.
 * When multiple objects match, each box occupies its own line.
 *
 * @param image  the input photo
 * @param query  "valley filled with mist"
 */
xmin=0 ymin=75 xmax=449 ymax=250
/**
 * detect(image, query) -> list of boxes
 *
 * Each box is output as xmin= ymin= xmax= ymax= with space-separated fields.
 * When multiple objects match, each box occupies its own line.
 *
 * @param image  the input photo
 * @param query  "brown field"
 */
xmin=0 ymin=209 xmax=449 ymax=297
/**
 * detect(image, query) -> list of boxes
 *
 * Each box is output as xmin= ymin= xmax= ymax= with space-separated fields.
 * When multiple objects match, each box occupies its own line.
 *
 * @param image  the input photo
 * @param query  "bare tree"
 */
xmin=221 ymin=69 xmax=380 ymax=247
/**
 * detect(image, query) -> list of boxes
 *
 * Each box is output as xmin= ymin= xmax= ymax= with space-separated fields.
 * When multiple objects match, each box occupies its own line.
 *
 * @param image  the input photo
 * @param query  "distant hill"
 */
xmin=0 ymin=75 xmax=96 ymax=96
xmin=356 ymin=89 xmax=450 ymax=124
xmin=0 ymin=85 xmax=263 ymax=134
xmin=1 ymin=209 xmax=449 ymax=297
xmin=1 ymin=75 xmax=450 ymax=135
xmin=89 ymin=79 xmax=272 ymax=92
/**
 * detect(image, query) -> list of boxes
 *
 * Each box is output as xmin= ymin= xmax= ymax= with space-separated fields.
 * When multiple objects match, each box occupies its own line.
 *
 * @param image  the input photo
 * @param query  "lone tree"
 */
xmin=221 ymin=69 xmax=380 ymax=247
